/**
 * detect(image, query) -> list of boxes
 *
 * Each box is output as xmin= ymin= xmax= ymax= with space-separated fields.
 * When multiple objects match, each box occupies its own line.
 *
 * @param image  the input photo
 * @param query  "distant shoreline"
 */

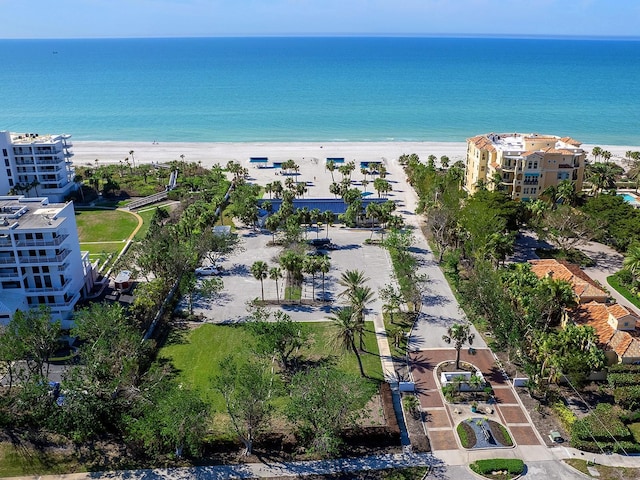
xmin=72 ymin=140 xmax=639 ymax=169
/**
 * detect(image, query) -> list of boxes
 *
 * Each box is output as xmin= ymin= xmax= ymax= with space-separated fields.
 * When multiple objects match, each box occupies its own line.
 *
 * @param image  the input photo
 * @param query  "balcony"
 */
xmin=34 ymin=149 xmax=62 ymax=156
xmin=0 ymin=257 xmax=17 ymax=265
xmin=25 ymin=277 xmax=72 ymax=293
xmin=18 ymin=249 xmax=70 ymax=264
xmin=0 ymin=270 xmax=20 ymax=278
xmin=15 ymin=234 xmax=69 ymax=248
xmin=47 ymin=291 xmax=80 ymax=308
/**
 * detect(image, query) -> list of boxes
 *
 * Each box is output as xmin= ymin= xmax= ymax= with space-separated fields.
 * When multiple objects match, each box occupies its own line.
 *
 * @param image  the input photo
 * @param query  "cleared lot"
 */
xmin=187 ymin=226 xmax=394 ymax=323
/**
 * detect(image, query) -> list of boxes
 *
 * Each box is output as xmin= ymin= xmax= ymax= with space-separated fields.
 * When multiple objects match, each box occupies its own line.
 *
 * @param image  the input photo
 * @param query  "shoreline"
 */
xmin=72 ymin=140 xmax=640 ymax=169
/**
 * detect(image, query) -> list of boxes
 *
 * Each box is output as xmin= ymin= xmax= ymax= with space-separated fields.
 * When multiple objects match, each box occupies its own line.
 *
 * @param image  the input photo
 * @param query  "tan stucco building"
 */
xmin=465 ymin=133 xmax=586 ymax=201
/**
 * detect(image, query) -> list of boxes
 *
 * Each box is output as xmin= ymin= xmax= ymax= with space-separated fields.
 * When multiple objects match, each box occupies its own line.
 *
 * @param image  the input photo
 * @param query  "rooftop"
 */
xmin=528 ymin=259 xmax=608 ymax=302
xmin=0 ymin=196 xmax=67 ymax=231
xmin=572 ymin=301 xmax=640 ymax=359
xmin=7 ymin=132 xmax=71 ymax=145
xmin=468 ymin=132 xmax=584 ymax=155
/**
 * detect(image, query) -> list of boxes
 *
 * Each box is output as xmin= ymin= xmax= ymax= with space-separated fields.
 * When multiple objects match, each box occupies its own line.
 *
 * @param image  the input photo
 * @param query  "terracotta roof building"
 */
xmin=528 ymin=259 xmax=609 ymax=304
xmin=465 ymin=132 xmax=585 ymax=201
xmin=572 ymin=301 xmax=640 ymax=364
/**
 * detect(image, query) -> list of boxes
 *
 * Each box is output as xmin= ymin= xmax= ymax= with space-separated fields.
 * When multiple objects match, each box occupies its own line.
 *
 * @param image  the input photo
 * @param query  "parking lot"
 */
xmin=187 ymin=225 xmax=395 ymax=323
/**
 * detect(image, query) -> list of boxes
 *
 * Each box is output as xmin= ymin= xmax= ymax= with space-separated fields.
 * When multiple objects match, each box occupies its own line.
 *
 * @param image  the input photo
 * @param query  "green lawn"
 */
xmin=607 ymin=274 xmax=640 ymax=309
xmin=629 ymin=422 xmax=640 ymax=443
xmin=159 ymin=321 xmax=383 ymax=412
xmin=75 ymin=208 xmax=139 ymax=242
xmin=0 ymin=443 xmax=85 ymax=477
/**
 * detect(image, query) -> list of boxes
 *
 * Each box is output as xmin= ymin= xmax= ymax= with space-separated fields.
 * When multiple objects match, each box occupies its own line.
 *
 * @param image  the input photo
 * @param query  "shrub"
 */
xmin=492 ymin=422 xmax=514 ymax=447
xmin=609 ymin=363 xmax=640 ymax=374
xmin=457 ymin=421 xmax=476 ymax=448
xmin=608 ymin=372 xmax=640 ymax=387
xmin=613 ymin=385 xmax=640 ymax=410
xmin=470 ymin=458 xmax=525 ymax=475
xmin=571 ymin=404 xmax=631 ymax=442
xmin=552 ymin=401 xmax=577 ymax=430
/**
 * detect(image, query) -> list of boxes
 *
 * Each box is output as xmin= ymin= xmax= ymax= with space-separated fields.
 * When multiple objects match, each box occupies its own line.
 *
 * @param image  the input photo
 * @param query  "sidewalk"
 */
xmin=3 ymin=453 xmax=434 ymax=480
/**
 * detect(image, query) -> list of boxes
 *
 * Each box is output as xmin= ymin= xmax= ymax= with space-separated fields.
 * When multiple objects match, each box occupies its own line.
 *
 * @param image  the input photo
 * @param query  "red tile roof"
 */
xmin=529 ymin=259 xmax=608 ymax=302
xmin=572 ymin=301 xmax=640 ymax=359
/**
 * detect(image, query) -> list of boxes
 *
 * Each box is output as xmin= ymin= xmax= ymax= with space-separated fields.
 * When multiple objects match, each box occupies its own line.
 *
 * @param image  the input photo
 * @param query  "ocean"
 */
xmin=1 ymin=37 xmax=639 ymax=145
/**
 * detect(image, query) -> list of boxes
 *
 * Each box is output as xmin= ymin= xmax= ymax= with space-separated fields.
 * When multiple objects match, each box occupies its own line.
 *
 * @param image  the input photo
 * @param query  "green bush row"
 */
xmin=470 ymin=458 xmax=525 ymax=475
xmin=614 ymin=385 xmax=640 ymax=409
xmin=608 ymin=372 xmax=640 ymax=387
xmin=571 ymin=404 xmax=631 ymax=441
xmin=608 ymin=363 xmax=640 ymax=374
xmin=552 ymin=401 xmax=577 ymax=430
xmin=571 ymin=438 xmax=640 ymax=454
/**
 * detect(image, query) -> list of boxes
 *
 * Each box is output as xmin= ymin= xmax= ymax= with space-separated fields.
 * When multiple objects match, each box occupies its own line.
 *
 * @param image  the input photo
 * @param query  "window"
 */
xmin=2 ymin=149 xmax=7 ymax=156
xmin=6 ymin=169 xmax=11 ymax=178
xmin=8 ymin=179 xmax=13 ymax=187
xmin=4 ymin=159 xmax=9 ymax=166
xmin=533 ymin=162 xmax=538 ymax=169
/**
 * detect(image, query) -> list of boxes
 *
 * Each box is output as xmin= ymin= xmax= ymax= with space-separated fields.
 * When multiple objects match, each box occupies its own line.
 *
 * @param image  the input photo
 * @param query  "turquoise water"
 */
xmin=619 ymin=193 xmax=639 ymax=205
xmin=1 ymin=37 xmax=640 ymax=144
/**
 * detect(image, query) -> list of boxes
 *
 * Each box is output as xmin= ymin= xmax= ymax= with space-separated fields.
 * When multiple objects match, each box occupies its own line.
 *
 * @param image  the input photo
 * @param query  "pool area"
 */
xmin=618 ymin=192 xmax=640 ymax=207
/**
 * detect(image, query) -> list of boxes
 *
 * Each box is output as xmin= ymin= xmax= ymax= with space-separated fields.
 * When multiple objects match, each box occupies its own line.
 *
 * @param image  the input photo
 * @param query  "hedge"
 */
xmin=608 ymin=364 xmax=640 ymax=374
xmin=571 ymin=438 xmax=640 ymax=454
xmin=552 ymin=401 xmax=577 ymax=430
xmin=614 ymin=385 xmax=640 ymax=410
xmin=608 ymin=372 xmax=640 ymax=387
xmin=571 ymin=404 xmax=631 ymax=442
xmin=470 ymin=459 xmax=525 ymax=475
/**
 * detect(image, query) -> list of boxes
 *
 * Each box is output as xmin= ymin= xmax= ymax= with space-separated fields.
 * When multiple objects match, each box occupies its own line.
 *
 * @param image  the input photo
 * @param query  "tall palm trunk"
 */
xmin=351 ymin=338 xmax=366 ymax=378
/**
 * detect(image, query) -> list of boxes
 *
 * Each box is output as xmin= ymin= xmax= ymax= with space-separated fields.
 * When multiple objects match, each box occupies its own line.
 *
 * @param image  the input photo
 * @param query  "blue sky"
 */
xmin=2 ymin=0 xmax=639 ymax=38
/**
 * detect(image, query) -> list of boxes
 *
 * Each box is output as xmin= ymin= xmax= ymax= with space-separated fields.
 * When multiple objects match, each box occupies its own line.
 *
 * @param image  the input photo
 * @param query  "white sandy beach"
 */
xmin=73 ymin=140 xmax=640 ymax=170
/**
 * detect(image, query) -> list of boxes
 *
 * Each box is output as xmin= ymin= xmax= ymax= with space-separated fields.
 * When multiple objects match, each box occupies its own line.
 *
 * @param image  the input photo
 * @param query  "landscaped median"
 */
xmin=469 ymin=458 xmax=525 ymax=479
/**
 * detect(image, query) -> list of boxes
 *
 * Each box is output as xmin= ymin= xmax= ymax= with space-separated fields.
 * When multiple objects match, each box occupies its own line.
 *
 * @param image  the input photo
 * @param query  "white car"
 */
xmin=195 ymin=265 xmax=223 ymax=276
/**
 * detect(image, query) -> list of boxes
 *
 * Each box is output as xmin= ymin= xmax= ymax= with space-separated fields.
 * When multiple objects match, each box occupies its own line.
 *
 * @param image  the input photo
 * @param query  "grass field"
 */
xmin=0 ymin=444 xmax=85 ymax=477
xmin=607 ymin=274 xmax=640 ymax=309
xmin=160 ymin=321 xmax=383 ymax=412
xmin=75 ymin=208 xmax=139 ymax=242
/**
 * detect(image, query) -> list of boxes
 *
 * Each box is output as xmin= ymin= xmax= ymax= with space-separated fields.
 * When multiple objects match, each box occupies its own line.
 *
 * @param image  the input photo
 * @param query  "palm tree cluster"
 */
xmin=329 ymin=270 xmax=376 ymax=377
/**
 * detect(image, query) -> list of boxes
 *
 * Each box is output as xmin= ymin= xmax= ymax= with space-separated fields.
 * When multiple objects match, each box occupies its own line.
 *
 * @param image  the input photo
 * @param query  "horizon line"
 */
xmin=2 ymin=33 xmax=640 ymax=41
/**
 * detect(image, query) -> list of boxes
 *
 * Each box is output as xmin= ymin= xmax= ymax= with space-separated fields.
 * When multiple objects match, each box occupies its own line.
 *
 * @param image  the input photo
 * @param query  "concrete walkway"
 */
xmin=2 ymin=453 xmax=434 ymax=480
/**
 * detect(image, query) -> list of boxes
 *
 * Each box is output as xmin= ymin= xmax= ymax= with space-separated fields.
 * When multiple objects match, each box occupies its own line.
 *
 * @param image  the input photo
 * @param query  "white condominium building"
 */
xmin=0 ymin=131 xmax=77 ymax=203
xmin=0 ymin=196 xmax=94 ymax=328
xmin=465 ymin=132 xmax=586 ymax=201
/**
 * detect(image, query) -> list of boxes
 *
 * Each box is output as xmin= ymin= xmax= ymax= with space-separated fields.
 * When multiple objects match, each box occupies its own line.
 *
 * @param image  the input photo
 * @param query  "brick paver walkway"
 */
xmin=410 ymin=348 xmax=543 ymax=452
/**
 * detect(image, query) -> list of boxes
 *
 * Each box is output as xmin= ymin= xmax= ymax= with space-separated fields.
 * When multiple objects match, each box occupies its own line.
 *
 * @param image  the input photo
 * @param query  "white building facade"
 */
xmin=0 ymin=196 xmax=94 ymax=328
xmin=1 ymin=131 xmax=77 ymax=203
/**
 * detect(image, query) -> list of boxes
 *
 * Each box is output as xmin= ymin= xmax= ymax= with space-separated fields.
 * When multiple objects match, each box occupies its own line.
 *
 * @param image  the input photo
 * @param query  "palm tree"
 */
xmin=442 ymin=323 xmax=475 ymax=370
xmin=366 ymin=202 xmax=380 ymax=239
xmin=623 ymin=245 xmax=640 ymax=283
xmin=251 ymin=261 xmax=269 ymax=301
xmin=329 ymin=306 xmax=366 ymax=377
xmin=323 ymin=210 xmax=334 ymax=238
xmin=440 ymin=155 xmax=450 ymax=169
xmin=627 ymin=160 xmax=640 ymax=193
xmin=556 ymin=179 xmax=577 ymax=206
xmin=539 ymin=277 xmax=578 ymax=328
xmin=317 ymin=255 xmax=331 ymax=301
xmin=326 ymin=160 xmax=336 ymax=182
xmin=129 ymin=150 xmax=135 ymax=169
xmin=269 ymin=266 xmax=283 ymax=304
xmin=303 ymin=256 xmax=320 ymax=301
xmin=586 ymin=162 xmax=618 ymax=195
xmin=73 ymin=174 xmax=84 ymax=201
xmin=338 ymin=269 xmax=370 ymax=300
xmin=279 ymin=251 xmax=302 ymax=301
xmin=350 ymin=285 xmax=375 ymax=350
xmin=592 ymin=146 xmax=602 ymax=163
